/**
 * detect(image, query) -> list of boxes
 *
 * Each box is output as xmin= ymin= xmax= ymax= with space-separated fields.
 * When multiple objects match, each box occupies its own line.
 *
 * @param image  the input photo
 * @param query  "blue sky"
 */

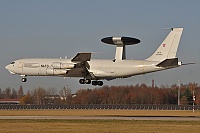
xmin=0 ymin=0 xmax=199 ymax=93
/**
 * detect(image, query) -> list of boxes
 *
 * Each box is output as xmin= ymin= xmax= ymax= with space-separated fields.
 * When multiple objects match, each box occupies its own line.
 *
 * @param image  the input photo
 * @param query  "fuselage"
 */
xmin=5 ymin=58 xmax=169 ymax=80
xmin=5 ymin=28 xmax=184 ymax=86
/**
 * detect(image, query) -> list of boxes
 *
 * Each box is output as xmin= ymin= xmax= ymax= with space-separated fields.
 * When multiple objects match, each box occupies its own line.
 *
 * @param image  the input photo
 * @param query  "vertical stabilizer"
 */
xmin=146 ymin=28 xmax=183 ymax=61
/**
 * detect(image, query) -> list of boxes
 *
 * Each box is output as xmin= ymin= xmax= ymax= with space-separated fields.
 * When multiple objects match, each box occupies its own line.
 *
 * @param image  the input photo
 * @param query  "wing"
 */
xmin=71 ymin=52 xmax=91 ymax=62
xmin=67 ymin=52 xmax=95 ymax=79
xmin=71 ymin=52 xmax=91 ymax=69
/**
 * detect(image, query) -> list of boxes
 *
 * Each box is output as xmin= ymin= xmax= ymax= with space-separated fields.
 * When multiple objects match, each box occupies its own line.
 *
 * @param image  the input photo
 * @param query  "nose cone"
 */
xmin=5 ymin=64 xmax=10 ymax=70
xmin=5 ymin=64 xmax=16 ymax=74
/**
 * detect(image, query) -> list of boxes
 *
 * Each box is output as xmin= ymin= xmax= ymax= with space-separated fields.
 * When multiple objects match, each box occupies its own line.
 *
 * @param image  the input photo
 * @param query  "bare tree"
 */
xmin=4 ymin=87 xmax=11 ymax=99
xmin=0 ymin=88 xmax=2 ymax=99
xmin=31 ymin=87 xmax=46 ymax=105
xmin=47 ymin=87 xmax=57 ymax=95
xmin=11 ymin=88 xmax=18 ymax=99
xmin=18 ymin=85 xmax=24 ymax=98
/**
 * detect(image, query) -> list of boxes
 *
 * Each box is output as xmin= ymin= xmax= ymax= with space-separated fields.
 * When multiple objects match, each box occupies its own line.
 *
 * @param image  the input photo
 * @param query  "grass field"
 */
xmin=0 ymin=110 xmax=200 ymax=133
xmin=0 ymin=119 xmax=200 ymax=133
xmin=0 ymin=109 xmax=200 ymax=117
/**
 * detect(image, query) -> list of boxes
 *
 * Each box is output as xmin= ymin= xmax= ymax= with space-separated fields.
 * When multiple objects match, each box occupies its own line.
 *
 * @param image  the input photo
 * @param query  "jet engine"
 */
xmin=52 ymin=62 xmax=75 ymax=69
xmin=46 ymin=68 xmax=67 ymax=75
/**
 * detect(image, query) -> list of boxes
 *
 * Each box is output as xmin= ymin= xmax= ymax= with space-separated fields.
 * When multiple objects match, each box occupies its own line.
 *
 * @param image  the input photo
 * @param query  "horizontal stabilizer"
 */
xmin=71 ymin=53 xmax=91 ymax=62
xmin=182 ymin=62 xmax=196 ymax=66
xmin=156 ymin=58 xmax=178 ymax=67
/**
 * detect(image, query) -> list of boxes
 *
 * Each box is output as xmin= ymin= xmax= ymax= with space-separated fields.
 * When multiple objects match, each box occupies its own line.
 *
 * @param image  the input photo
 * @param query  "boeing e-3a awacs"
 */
xmin=6 ymin=28 xmax=189 ymax=86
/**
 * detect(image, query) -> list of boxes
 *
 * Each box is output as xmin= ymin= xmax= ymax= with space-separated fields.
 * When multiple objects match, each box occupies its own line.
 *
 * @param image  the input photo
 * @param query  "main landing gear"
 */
xmin=92 ymin=81 xmax=103 ymax=86
xmin=79 ymin=79 xmax=91 ymax=84
xmin=79 ymin=79 xmax=103 ymax=86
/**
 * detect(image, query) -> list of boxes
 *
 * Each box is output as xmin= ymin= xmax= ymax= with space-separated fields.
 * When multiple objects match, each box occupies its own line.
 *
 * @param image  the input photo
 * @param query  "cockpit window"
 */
xmin=11 ymin=62 xmax=15 ymax=64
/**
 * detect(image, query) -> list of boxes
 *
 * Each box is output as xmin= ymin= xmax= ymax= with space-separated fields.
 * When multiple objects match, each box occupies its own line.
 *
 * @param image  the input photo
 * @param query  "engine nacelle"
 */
xmin=46 ymin=68 xmax=67 ymax=75
xmin=52 ymin=62 xmax=75 ymax=69
xmin=62 ymin=63 xmax=75 ymax=69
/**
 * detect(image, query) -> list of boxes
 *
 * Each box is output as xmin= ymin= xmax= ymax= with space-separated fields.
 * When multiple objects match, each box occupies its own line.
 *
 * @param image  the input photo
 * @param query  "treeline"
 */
xmin=0 ymin=85 xmax=24 ymax=99
xmin=72 ymin=83 xmax=200 ymax=105
xmin=0 ymin=83 xmax=200 ymax=105
xmin=0 ymin=86 xmax=64 ymax=105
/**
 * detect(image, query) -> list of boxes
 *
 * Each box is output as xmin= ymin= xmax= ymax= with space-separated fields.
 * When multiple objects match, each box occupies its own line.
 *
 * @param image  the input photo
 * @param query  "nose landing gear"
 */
xmin=21 ymin=75 xmax=27 ymax=82
xmin=21 ymin=77 xmax=27 ymax=82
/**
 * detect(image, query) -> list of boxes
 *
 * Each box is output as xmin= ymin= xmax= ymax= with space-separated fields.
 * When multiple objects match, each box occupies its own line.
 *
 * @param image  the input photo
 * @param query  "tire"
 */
xmin=79 ymin=79 xmax=85 ymax=84
xmin=85 ymin=79 xmax=91 ymax=84
xmin=21 ymin=78 xmax=27 ymax=82
xmin=97 ymin=81 xmax=103 ymax=86
xmin=92 ymin=81 xmax=97 ymax=86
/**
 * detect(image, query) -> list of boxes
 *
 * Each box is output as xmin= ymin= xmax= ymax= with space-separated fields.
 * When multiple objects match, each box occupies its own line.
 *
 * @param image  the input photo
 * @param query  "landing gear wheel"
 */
xmin=21 ymin=78 xmax=27 ymax=82
xmin=85 ymin=79 xmax=91 ymax=84
xmin=79 ymin=79 xmax=103 ymax=86
xmin=97 ymin=81 xmax=103 ymax=86
xmin=79 ymin=79 xmax=85 ymax=84
xmin=92 ymin=81 xmax=103 ymax=86
xmin=92 ymin=81 xmax=98 ymax=86
xmin=79 ymin=79 xmax=91 ymax=84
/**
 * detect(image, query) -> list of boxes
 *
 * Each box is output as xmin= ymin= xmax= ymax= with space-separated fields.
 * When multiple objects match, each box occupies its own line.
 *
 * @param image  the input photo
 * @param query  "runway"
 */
xmin=0 ymin=116 xmax=199 ymax=121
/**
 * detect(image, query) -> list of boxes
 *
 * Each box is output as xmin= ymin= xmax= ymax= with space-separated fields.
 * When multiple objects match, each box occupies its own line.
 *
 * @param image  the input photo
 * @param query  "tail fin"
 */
xmin=146 ymin=28 xmax=183 ymax=61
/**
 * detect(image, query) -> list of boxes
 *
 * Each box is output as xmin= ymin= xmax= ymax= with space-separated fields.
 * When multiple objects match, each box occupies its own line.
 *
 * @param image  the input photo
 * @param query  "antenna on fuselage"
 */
xmin=101 ymin=36 xmax=140 ymax=61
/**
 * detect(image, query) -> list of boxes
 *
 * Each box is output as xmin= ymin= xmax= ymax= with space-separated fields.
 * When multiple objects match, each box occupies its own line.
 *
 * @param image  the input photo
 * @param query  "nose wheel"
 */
xmin=21 ymin=77 xmax=27 ymax=82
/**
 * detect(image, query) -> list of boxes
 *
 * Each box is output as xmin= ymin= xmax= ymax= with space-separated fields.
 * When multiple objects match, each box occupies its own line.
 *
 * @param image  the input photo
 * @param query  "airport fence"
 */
xmin=0 ymin=104 xmax=200 ymax=110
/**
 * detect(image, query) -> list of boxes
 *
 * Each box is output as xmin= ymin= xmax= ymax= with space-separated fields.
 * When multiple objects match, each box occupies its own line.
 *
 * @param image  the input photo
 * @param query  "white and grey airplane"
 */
xmin=5 ymin=28 xmax=190 ymax=86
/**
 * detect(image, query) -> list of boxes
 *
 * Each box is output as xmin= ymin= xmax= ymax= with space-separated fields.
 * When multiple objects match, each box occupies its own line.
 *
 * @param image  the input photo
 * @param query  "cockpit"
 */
xmin=5 ymin=61 xmax=16 ymax=74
